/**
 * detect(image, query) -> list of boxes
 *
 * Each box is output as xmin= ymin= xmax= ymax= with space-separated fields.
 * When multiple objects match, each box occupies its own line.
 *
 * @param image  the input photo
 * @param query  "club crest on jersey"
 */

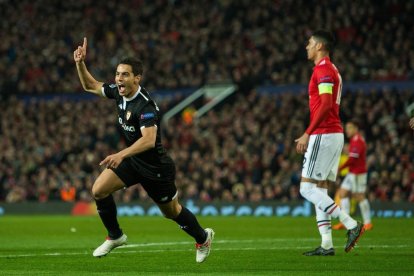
xmin=140 ymin=113 xmax=155 ymax=120
xmin=126 ymin=111 xmax=132 ymax=120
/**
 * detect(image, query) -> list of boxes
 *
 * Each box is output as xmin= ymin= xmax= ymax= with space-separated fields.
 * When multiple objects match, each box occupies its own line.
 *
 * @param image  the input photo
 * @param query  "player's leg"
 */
xmin=339 ymin=175 xmax=353 ymax=214
xmin=300 ymin=134 xmax=354 ymax=224
xmin=141 ymin=163 xmax=214 ymax=263
xmin=317 ymin=182 xmax=333 ymax=249
xmin=300 ymin=134 xmax=345 ymax=220
xmin=157 ymin=195 xmax=208 ymax=244
xmin=333 ymin=175 xmax=353 ymax=230
xmin=300 ymin=179 xmax=358 ymax=227
xmin=156 ymin=196 xmax=214 ymax=263
xmin=300 ymin=134 xmax=336 ymax=255
xmin=300 ymin=134 xmax=364 ymax=252
xmin=91 ymin=168 xmax=128 ymax=257
xmin=303 ymin=181 xmax=335 ymax=256
xmin=327 ymin=151 xmax=365 ymax=252
xmin=353 ymin=173 xmax=372 ymax=230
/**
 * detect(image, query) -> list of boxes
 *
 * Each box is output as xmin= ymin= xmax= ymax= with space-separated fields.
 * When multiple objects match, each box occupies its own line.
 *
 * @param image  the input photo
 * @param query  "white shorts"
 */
xmin=340 ymin=173 xmax=367 ymax=193
xmin=301 ymin=133 xmax=344 ymax=181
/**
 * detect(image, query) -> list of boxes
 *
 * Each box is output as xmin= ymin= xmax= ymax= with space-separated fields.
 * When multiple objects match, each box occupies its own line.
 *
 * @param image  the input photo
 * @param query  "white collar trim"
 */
xmin=123 ymin=86 xmax=141 ymax=102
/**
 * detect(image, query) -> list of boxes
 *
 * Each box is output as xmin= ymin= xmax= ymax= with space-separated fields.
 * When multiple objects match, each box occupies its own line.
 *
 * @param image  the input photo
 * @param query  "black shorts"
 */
xmin=111 ymin=157 xmax=177 ymax=204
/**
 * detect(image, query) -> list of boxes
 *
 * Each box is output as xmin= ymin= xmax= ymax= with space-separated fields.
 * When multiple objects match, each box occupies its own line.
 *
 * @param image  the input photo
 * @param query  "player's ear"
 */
xmin=135 ymin=74 xmax=141 ymax=84
xmin=316 ymin=41 xmax=324 ymax=51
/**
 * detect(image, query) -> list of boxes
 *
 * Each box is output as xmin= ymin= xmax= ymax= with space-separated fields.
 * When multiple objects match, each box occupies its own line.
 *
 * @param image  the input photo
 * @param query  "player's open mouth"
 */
xmin=118 ymin=84 xmax=126 ymax=93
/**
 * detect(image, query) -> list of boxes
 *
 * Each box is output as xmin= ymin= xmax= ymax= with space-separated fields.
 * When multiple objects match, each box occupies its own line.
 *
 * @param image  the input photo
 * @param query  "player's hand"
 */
xmin=100 ymin=152 xmax=124 ymax=169
xmin=73 ymin=37 xmax=87 ymax=63
xmin=410 ymin=117 xmax=414 ymax=129
xmin=295 ymin=133 xmax=309 ymax=154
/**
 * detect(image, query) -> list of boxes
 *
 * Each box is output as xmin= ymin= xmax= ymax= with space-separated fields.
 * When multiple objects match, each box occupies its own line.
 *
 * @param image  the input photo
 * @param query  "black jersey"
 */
xmin=102 ymin=83 xmax=174 ymax=178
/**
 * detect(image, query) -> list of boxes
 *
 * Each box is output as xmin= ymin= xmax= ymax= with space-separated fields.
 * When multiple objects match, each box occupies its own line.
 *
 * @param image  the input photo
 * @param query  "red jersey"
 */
xmin=340 ymin=133 xmax=367 ymax=174
xmin=308 ymin=57 xmax=343 ymax=134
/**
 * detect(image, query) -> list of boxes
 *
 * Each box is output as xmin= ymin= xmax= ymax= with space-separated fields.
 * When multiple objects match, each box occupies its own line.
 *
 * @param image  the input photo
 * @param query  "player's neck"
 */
xmin=124 ymin=85 xmax=140 ymax=99
xmin=314 ymin=53 xmax=329 ymax=65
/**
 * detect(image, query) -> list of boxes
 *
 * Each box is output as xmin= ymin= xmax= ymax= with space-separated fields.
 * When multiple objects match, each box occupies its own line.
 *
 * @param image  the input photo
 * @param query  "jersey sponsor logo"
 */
xmin=126 ymin=111 xmax=131 ymax=120
xmin=140 ymin=112 xmax=155 ymax=120
xmin=109 ymin=84 xmax=117 ymax=88
xmin=118 ymin=117 xmax=136 ymax=132
xmin=122 ymin=124 xmax=136 ymax=132
xmin=318 ymin=76 xmax=333 ymax=82
xmin=159 ymin=196 xmax=169 ymax=202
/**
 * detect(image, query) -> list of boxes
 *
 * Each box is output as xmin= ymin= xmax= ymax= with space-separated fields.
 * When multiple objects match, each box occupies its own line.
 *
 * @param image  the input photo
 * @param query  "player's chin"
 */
xmin=118 ymin=89 xmax=127 ymax=96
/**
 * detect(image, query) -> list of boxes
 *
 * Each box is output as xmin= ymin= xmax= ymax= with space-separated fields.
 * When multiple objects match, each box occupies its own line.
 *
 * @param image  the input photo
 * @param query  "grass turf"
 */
xmin=1 ymin=215 xmax=413 ymax=275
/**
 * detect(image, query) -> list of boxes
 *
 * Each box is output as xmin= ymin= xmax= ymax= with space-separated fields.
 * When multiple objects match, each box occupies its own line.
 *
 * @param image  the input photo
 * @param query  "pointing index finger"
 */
xmin=83 ymin=37 xmax=87 ymax=49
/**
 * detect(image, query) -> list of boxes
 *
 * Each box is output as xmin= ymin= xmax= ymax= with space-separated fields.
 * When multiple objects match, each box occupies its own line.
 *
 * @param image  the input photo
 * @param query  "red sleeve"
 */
xmin=305 ymin=94 xmax=332 ymax=134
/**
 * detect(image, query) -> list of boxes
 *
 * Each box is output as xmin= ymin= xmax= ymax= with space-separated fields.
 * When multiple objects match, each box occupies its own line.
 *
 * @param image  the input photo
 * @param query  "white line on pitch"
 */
xmin=0 ymin=239 xmax=410 ymax=259
xmin=121 ymin=238 xmax=318 ymax=248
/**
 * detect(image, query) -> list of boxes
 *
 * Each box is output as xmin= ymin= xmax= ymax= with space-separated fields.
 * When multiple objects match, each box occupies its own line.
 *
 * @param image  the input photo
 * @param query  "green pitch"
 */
xmin=1 ymin=216 xmax=413 ymax=275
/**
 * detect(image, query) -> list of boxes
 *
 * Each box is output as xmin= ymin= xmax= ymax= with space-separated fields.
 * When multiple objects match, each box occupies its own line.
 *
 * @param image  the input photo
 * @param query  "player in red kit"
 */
xmin=295 ymin=30 xmax=365 ymax=256
xmin=333 ymin=120 xmax=373 ymax=231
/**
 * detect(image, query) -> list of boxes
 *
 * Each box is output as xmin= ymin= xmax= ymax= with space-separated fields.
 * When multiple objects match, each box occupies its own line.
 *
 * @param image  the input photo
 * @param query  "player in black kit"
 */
xmin=74 ymin=38 xmax=214 ymax=262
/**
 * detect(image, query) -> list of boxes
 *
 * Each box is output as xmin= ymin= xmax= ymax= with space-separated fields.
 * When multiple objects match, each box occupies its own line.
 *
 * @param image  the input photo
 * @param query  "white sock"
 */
xmin=339 ymin=210 xmax=357 ymax=229
xmin=315 ymin=199 xmax=333 ymax=249
xmin=359 ymin=199 xmax=371 ymax=224
xmin=340 ymin=197 xmax=350 ymax=214
xmin=321 ymin=233 xmax=332 ymax=249
xmin=300 ymin=182 xmax=341 ymax=218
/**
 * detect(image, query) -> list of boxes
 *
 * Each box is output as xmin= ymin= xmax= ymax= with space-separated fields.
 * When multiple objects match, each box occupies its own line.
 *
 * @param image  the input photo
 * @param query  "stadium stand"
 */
xmin=0 ymin=0 xmax=413 ymax=203
xmin=0 ymin=0 xmax=413 ymax=96
xmin=1 ymin=87 xmax=413 ymax=203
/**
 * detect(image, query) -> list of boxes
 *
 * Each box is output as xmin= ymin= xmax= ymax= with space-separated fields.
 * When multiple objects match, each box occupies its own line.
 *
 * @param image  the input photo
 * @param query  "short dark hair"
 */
xmin=119 ymin=57 xmax=143 ymax=76
xmin=312 ymin=30 xmax=335 ymax=52
xmin=347 ymin=119 xmax=360 ymax=129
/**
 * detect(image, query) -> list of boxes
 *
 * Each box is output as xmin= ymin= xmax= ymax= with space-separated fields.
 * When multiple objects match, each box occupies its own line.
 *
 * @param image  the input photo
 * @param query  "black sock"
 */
xmin=173 ymin=207 xmax=207 ymax=244
xmin=95 ymin=195 xmax=123 ymax=239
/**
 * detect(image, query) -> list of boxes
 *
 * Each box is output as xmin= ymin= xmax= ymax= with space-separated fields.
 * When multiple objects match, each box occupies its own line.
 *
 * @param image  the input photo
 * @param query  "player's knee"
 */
xmin=300 ymin=184 xmax=314 ymax=199
xmin=163 ymin=211 xmax=176 ymax=220
xmin=160 ymin=202 xmax=181 ymax=219
xmin=353 ymin=193 xmax=365 ymax=202
xmin=162 ymin=208 xmax=180 ymax=219
xmin=91 ymin=185 xmax=108 ymax=200
xmin=338 ymin=189 xmax=349 ymax=198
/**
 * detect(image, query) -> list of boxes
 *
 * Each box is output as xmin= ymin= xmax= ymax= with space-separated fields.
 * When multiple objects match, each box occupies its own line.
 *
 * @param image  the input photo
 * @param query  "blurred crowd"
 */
xmin=1 ymin=0 xmax=413 ymax=204
xmin=1 ymin=87 xmax=413 ymax=203
xmin=1 ymin=0 xmax=414 ymax=97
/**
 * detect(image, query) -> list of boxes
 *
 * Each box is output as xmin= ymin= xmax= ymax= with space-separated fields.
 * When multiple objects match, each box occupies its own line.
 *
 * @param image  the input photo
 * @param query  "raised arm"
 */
xmin=73 ymin=37 xmax=104 ymax=95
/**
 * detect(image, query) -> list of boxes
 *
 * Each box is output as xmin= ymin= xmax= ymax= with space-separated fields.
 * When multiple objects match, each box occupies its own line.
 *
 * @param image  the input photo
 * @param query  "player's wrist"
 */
xmin=119 ymin=151 xmax=128 ymax=159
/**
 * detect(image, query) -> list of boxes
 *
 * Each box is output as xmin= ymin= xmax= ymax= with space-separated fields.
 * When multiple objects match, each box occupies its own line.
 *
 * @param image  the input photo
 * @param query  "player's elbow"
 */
xmin=143 ymin=136 xmax=156 ymax=149
xmin=83 ymin=82 xmax=101 ymax=94
xmin=147 ymin=140 xmax=156 ymax=149
xmin=84 ymin=87 xmax=97 ymax=93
